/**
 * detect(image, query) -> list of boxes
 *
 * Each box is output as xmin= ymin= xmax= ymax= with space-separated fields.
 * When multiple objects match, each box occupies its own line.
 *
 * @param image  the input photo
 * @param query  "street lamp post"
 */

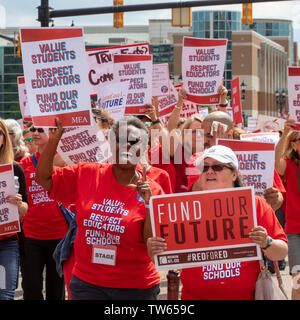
xmin=276 ymin=89 xmax=286 ymax=118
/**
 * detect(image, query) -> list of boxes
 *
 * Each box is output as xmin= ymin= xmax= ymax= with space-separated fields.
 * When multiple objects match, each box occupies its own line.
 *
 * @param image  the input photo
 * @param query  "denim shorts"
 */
xmin=287 ymin=233 xmax=300 ymax=274
xmin=70 ymin=275 xmax=160 ymax=300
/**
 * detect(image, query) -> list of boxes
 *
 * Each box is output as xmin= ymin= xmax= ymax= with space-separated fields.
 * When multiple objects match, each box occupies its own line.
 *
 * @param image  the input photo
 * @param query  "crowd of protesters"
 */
xmin=0 ymin=80 xmax=299 ymax=301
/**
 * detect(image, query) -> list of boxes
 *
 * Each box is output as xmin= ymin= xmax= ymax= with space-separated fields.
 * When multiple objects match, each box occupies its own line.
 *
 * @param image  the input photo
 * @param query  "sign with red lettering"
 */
xmin=113 ymin=54 xmax=152 ymax=115
xmin=150 ymin=187 xmax=261 ymax=270
xmin=288 ymin=67 xmax=300 ymax=131
xmin=217 ymin=139 xmax=275 ymax=197
xmin=230 ymin=77 xmax=243 ymax=127
xmin=182 ymin=37 xmax=227 ymax=105
xmin=17 ymin=76 xmax=32 ymax=122
xmin=20 ymin=27 xmax=91 ymax=127
xmin=86 ymin=43 xmax=150 ymax=95
xmin=0 ymin=164 xmax=20 ymax=236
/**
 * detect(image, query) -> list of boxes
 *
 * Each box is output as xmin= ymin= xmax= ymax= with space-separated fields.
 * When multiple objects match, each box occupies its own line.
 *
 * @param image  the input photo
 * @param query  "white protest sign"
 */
xmin=97 ymin=82 xmax=128 ymax=122
xmin=57 ymin=123 xmax=112 ymax=165
xmin=240 ymin=132 xmax=280 ymax=146
xmin=152 ymin=63 xmax=170 ymax=96
xmin=288 ymin=66 xmax=300 ymax=131
xmin=20 ymin=27 xmax=91 ymax=128
xmin=182 ymin=37 xmax=227 ymax=105
xmin=17 ymin=76 xmax=32 ymax=122
xmin=217 ymin=139 xmax=275 ymax=197
xmin=0 ymin=164 xmax=20 ymax=236
xmin=86 ymin=43 xmax=150 ymax=96
xmin=113 ymin=54 xmax=152 ymax=115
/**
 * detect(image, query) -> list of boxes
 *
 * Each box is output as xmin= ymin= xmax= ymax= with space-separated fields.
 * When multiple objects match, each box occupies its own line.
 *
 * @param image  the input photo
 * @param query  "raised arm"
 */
xmin=35 ymin=118 xmax=64 ymax=192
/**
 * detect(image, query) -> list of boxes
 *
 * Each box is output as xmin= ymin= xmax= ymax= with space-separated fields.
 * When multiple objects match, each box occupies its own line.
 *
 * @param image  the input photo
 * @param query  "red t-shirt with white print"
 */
xmin=49 ymin=162 xmax=163 ymax=289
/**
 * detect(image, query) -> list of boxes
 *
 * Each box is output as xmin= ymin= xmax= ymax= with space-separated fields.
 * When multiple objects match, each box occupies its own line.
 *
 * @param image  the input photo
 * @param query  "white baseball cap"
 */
xmin=194 ymin=145 xmax=239 ymax=171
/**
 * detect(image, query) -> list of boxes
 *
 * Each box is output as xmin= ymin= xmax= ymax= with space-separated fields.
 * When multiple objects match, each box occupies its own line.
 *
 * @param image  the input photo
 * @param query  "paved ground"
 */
xmin=14 ymin=260 xmax=293 ymax=300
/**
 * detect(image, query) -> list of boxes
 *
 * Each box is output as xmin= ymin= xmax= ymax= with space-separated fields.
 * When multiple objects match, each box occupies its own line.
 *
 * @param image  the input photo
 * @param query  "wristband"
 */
xmin=262 ymin=236 xmax=273 ymax=250
xmin=144 ymin=203 xmax=150 ymax=209
xmin=152 ymin=118 xmax=161 ymax=125
xmin=174 ymin=105 xmax=181 ymax=110
xmin=219 ymin=101 xmax=228 ymax=107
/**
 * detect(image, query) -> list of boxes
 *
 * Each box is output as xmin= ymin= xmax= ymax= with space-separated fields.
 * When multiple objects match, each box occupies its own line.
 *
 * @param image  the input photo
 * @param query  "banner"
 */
xmin=240 ymin=132 xmax=280 ymax=146
xmin=57 ymin=123 xmax=112 ymax=165
xmin=86 ymin=43 xmax=150 ymax=95
xmin=20 ymin=27 xmax=91 ymax=127
xmin=0 ymin=164 xmax=20 ymax=236
xmin=150 ymin=187 xmax=261 ymax=270
xmin=217 ymin=139 xmax=275 ymax=197
xmin=97 ymin=82 xmax=128 ymax=122
xmin=17 ymin=76 xmax=32 ymax=122
xmin=113 ymin=54 xmax=152 ymax=115
xmin=230 ymin=77 xmax=243 ymax=127
xmin=152 ymin=63 xmax=170 ymax=96
xmin=288 ymin=66 xmax=300 ymax=131
xmin=182 ymin=37 xmax=227 ymax=105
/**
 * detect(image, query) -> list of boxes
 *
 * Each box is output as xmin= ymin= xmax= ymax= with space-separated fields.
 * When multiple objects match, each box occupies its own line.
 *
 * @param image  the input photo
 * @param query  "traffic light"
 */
xmin=113 ymin=0 xmax=124 ymax=28
xmin=242 ymin=3 xmax=253 ymax=25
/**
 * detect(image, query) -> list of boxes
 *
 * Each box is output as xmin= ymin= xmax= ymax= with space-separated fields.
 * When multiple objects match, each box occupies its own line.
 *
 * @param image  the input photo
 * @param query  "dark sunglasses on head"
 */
xmin=30 ymin=127 xmax=44 ymax=133
xmin=116 ymin=136 xmax=141 ymax=146
xmin=202 ymin=164 xmax=233 ymax=172
xmin=24 ymin=137 xmax=33 ymax=143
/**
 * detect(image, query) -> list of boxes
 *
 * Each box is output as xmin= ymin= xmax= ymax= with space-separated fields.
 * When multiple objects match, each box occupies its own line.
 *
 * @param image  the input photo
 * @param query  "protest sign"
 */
xmin=217 ymin=139 xmax=275 ymax=197
xmin=57 ymin=123 xmax=111 ymax=165
xmin=20 ymin=27 xmax=91 ymax=127
xmin=230 ymin=77 xmax=243 ymax=127
xmin=288 ymin=66 xmax=300 ymax=131
xmin=150 ymin=187 xmax=261 ymax=270
xmin=240 ymin=132 xmax=280 ymax=146
xmin=97 ymin=82 xmax=128 ymax=122
xmin=86 ymin=43 xmax=150 ymax=95
xmin=152 ymin=63 xmax=170 ymax=96
xmin=0 ymin=164 xmax=20 ymax=236
xmin=113 ymin=54 xmax=152 ymax=115
xmin=182 ymin=37 xmax=227 ymax=105
xmin=17 ymin=76 xmax=32 ymax=122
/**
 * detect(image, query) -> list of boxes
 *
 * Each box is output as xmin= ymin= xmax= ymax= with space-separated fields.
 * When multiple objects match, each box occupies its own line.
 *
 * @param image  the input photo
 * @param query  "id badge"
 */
xmin=92 ymin=245 xmax=117 ymax=266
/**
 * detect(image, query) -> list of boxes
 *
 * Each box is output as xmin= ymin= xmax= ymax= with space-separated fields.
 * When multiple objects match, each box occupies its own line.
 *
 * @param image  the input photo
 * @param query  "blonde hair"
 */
xmin=0 ymin=118 xmax=14 ymax=164
xmin=282 ymin=130 xmax=300 ymax=164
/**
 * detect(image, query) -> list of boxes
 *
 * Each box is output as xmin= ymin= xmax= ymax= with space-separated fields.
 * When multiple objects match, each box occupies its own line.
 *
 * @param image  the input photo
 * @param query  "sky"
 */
xmin=0 ymin=0 xmax=300 ymax=49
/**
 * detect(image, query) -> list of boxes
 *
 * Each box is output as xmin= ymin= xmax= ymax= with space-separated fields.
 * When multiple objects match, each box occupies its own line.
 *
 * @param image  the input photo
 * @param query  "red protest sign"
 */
xmin=231 ymin=77 xmax=243 ymax=127
xmin=149 ymin=187 xmax=261 ymax=270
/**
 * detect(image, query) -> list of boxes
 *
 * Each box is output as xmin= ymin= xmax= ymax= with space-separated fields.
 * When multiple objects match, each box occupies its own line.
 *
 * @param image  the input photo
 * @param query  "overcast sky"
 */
xmin=1 ymin=0 xmax=300 ymax=49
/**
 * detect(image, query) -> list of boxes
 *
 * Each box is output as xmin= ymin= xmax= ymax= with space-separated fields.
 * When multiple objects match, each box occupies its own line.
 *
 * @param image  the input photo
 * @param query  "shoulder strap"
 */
xmin=30 ymin=153 xmax=38 ymax=168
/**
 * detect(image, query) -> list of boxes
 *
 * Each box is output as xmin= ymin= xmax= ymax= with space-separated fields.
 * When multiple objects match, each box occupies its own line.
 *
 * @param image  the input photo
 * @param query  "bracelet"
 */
xmin=262 ymin=236 xmax=273 ymax=250
xmin=219 ymin=101 xmax=229 ymax=107
xmin=152 ymin=118 xmax=161 ymax=125
xmin=174 ymin=105 xmax=181 ymax=110
xmin=144 ymin=203 xmax=150 ymax=209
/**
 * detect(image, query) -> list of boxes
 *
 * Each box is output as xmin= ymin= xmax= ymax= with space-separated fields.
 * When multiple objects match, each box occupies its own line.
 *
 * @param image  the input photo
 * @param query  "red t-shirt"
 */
xmin=49 ymin=162 xmax=163 ymax=289
xmin=20 ymin=152 xmax=69 ymax=240
xmin=283 ymin=159 xmax=300 ymax=233
xmin=180 ymin=196 xmax=287 ymax=300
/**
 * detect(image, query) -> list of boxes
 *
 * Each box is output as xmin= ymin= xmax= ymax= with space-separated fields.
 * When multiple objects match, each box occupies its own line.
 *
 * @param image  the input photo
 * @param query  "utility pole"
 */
xmin=38 ymin=0 xmax=51 ymax=27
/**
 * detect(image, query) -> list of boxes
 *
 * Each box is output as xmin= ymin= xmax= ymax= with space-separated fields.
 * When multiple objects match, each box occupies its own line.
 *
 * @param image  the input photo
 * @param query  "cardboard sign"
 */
xmin=57 ymin=123 xmax=112 ymax=165
xmin=182 ymin=37 xmax=227 ymax=105
xmin=152 ymin=63 xmax=170 ymax=96
xmin=240 ymin=132 xmax=280 ymax=146
xmin=97 ymin=82 xmax=128 ymax=122
xmin=17 ymin=76 xmax=32 ymax=122
xmin=288 ymin=67 xmax=300 ymax=131
xmin=231 ymin=77 xmax=243 ymax=127
xmin=20 ymin=27 xmax=91 ymax=127
xmin=86 ymin=43 xmax=150 ymax=95
xmin=150 ymin=187 xmax=261 ymax=270
xmin=217 ymin=139 xmax=275 ymax=197
xmin=0 ymin=164 xmax=20 ymax=236
xmin=113 ymin=54 xmax=152 ymax=115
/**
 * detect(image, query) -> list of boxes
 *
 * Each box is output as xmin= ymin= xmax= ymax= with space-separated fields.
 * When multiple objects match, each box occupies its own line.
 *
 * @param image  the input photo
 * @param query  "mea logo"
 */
xmin=0 ymin=5 xmax=6 ymax=28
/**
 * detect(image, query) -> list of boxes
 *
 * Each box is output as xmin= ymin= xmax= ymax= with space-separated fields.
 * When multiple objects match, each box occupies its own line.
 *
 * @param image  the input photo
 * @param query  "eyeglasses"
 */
xmin=24 ymin=137 xmax=33 ymax=143
xmin=29 ymin=127 xmax=44 ymax=133
xmin=202 ymin=164 xmax=233 ymax=172
xmin=292 ymin=138 xmax=300 ymax=142
xmin=116 ymin=136 xmax=141 ymax=146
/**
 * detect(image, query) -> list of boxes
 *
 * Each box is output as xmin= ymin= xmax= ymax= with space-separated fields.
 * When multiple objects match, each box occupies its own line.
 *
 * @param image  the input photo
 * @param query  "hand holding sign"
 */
xmin=48 ymin=117 xmax=65 ymax=142
xmin=129 ymin=166 xmax=152 ymax=205
xmin=249 ymin=226 xmax=268 ymax=249
xmin=147 ymin=237 xmax=167 ymax=262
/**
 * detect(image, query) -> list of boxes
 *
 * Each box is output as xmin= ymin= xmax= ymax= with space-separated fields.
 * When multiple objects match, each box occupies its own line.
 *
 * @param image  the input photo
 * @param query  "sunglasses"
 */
xmin=24 ymin=137 xmax=33 ymax=143
xmin=292 ymin=138 xmax=300 ymax=142
xmin=144 ymin=121 xmax=153 ymax=128
xmin=30 ymin=127 xmax=44 ymax=133
xmin=202 ymin=164 xmax=233 ymax=172
xmin=116 ymin=136 xmax=141 ymax=146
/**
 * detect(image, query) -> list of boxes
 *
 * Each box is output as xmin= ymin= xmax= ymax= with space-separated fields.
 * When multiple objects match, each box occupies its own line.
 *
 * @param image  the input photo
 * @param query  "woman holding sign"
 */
xmin=147 ymin=145 xmax=288 ymax=300
xmin=0 ymin=118 xmax=28 ymax=300
xmin=35 ymin=116 xmax=164 ymax=300
xmin=275 ymin=117 xmax=300 ymax=300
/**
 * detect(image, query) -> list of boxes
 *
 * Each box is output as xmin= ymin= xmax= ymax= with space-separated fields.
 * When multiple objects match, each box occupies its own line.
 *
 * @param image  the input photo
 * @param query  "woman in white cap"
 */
xmin=147 ymin=145 xmax=288 ymax=300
